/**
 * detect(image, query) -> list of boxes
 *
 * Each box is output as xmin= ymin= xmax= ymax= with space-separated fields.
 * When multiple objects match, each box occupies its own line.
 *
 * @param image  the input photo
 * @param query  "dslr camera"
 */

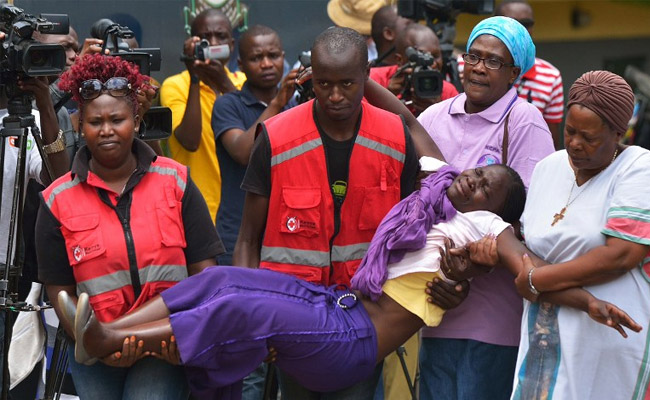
xmin=0 ymin=4 xmax=68 ymax=108
xmin=402 ymin=47 xmax=443 ymax=99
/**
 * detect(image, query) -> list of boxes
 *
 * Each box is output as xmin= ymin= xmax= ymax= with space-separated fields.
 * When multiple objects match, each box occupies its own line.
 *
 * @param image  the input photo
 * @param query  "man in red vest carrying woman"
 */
xmin=233 ymin=26 xmax=441 ymax=399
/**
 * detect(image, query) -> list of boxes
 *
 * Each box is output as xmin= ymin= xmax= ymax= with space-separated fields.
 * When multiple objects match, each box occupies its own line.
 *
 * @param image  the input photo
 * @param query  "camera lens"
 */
xmin=29 ymin=50 xmax=48 ymax=67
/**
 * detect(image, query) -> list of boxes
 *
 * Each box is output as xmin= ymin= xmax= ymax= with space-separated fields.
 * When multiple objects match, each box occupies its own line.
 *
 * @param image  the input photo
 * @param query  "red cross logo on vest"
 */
xmin=73 ymin=245 xmax=85 ymax=262
xmin=286 ymin=217 xmax=299 ymax=232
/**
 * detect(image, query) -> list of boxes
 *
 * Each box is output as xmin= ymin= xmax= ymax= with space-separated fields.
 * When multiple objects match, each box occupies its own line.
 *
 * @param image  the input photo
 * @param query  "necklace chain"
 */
xmin=552 ymin=147 xmax=619 ymax=227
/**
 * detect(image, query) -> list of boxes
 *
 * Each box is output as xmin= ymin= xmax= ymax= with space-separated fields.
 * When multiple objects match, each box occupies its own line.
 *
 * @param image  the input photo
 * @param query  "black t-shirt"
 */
xmin=242 ymin=110 xmax=418 ymax=200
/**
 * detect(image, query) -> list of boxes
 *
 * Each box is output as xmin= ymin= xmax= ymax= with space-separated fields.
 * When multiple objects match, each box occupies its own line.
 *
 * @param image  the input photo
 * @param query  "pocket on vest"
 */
xmin=60 ymin=213 xmax=106 ymax=265
xmin=89 ymin=291 xmax=127 ymax=323
xmin=280 ymin=187 xmax=321 ymax=238
xmin=155 ymin=200 xmax=187 ymax=248
xmin=358 ymin=161 xmax=400 ymax=231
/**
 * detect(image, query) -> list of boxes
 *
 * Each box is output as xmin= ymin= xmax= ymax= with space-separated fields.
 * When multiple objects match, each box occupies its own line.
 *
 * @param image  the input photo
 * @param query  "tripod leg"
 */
xmin=396 ymin=346 xmax=417 ymax=400
xmin=262 ymin=363 xmax=277 ymax=400
xmin=43 ymin=324 xmax=69 ymax=400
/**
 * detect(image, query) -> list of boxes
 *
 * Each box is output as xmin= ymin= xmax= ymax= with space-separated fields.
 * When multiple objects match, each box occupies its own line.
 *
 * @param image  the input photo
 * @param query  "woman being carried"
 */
xmin=59 ymin=159 xmax=639 ymax=399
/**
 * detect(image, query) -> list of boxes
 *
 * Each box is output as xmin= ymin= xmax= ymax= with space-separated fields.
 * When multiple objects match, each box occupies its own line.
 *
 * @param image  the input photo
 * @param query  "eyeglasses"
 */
xmin=79 ymin=77 xmax=132 ymax=100
xmin=462 ymin=53 xmax=515 ymax=70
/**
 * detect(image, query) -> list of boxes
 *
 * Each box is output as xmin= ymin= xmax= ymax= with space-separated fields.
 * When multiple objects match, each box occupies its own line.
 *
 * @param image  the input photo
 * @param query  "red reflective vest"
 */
xmin=260 ymin=100 xmax=406 ymax=286
xmin=42 ymin=157 xmax=189 ymax=322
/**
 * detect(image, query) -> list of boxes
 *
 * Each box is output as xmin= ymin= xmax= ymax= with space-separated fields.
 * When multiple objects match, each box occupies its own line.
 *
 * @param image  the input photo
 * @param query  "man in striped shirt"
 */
xmin=458 ymin=0 xmax=564 ymax=148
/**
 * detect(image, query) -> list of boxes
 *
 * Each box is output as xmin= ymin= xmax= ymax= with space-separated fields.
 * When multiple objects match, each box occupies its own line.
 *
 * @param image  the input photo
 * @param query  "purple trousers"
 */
xmin=161 ymin=266 xmax=378 ymax=399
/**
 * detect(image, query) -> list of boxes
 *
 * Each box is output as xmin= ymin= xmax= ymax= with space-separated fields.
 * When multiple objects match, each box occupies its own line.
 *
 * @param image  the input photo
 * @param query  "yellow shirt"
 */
xmin=382 ymin=272 xmax=447 ymax=327
xmin=160 ymin=69 xmax=246 ymax=222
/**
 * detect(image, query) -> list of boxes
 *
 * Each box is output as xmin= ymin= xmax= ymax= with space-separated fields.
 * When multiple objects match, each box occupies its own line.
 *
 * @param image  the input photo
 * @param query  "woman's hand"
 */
xmin=100 ymin=336 xmax=149 ymax=367
xmin=467 ymin=234 xmax=499 ymax=267
xmin=515 ymin=253 xmax=540 ymax=302
xmin=439 ymin=238 xmax=491 ymax=281
xmin=151 ymin=336 xmax=181 ymax=365
xmin=587 ymin=297 xmax=642 ymax=338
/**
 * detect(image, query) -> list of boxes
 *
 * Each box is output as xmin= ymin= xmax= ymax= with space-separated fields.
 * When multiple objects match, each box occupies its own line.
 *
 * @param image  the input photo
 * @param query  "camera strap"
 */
xmin=53 ymin=92 xmax=73 ymax=114
xmin=372 ymin=46 xmax=396 ymax=67
xmin=502 ymin=110 xmax=512 ymax=165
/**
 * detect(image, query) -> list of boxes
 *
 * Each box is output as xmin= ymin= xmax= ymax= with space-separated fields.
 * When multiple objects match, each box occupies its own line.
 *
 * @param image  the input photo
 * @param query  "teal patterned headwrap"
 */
xmin=467 ymin=16 xmax=535 ymax=78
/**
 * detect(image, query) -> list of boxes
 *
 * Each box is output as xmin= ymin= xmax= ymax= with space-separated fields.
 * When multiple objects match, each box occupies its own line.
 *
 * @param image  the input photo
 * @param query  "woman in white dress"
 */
xmin=512 ymin=71 xmax=650 ymax=399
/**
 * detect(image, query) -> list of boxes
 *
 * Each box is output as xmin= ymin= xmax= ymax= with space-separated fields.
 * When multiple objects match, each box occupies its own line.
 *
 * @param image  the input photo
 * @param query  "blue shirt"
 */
xmin=212 ymin=82 xmax=296 ymax=264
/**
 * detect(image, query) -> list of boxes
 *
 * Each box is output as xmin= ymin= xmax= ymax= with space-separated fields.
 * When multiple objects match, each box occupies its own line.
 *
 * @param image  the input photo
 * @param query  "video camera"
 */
xmin=90 ymin=18 xmax=161 ymax=76
xmin=185 ymin=39 xmax=230 ymax=62
xmin=0 ymin=4 xmax=68 ymax=112
xmin=398 ymin=0 xmax=494 ymax=91
xmin=402 ymin=46 xmax=443 ymax=98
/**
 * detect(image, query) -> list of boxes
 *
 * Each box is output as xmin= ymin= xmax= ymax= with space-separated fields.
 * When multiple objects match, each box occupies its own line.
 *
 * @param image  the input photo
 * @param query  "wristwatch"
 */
xmin=43 ymin=130 xmax=66 ymax=154
xmin=190 ymin=74 xmax=200 ymax=84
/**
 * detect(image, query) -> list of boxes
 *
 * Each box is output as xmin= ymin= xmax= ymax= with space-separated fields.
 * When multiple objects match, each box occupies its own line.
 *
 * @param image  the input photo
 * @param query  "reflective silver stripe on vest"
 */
xmin=271 ymin=138 xmax=323 ymax=167
xmin=45 ymin=176 xmax=81 ymax=209
xmin=331 ymin=243 xmax=370 ymax=262
xmin=355 ymin=135 xmax=405 ymax=163
xmin=261 ymin=246 xmax=330 ymax=267
xmin=139 ymin=264 xmax=188 ymax=285
xmin=76 ymin=265 xmax=187 ymax=296
xmin=148 ymin=165 xmax=187 ymax=192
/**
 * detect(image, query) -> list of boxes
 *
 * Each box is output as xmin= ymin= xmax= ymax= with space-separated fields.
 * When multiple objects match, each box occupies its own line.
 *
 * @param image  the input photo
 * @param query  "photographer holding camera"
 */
xmin=161 ymin=8 xmax=246 ymax=223
xmin=370 ymin=23 xmax=458 ymax=116
xmin=0 ymin=5 xmax=72 ymax=388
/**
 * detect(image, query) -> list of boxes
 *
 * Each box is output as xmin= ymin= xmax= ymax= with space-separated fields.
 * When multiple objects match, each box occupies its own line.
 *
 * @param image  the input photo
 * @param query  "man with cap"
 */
xmin=417 ymin=16 xmax=554 ymax=400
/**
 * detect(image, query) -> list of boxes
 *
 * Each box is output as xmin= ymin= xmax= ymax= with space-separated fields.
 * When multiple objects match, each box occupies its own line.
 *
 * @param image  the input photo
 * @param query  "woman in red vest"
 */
xmin=35 ymin=54 xmax=224 ymax=400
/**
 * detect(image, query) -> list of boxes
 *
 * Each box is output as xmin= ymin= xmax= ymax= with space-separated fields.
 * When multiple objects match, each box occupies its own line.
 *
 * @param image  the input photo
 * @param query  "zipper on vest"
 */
xmin=98 ymin=189 xmax=142 ymax=300
xmin=120 ymin=195 xmax=142 ymax=300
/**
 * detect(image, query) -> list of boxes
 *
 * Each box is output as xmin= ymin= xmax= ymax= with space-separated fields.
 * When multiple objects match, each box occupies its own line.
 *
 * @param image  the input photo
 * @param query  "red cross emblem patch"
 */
xmin=286 ymin=217 xmax=299 ymax=232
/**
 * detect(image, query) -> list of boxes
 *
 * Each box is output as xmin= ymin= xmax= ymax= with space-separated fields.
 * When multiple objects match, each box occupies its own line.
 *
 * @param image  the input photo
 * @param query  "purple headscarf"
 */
xmin=351 ymin=166 xmax=459 ymax=301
